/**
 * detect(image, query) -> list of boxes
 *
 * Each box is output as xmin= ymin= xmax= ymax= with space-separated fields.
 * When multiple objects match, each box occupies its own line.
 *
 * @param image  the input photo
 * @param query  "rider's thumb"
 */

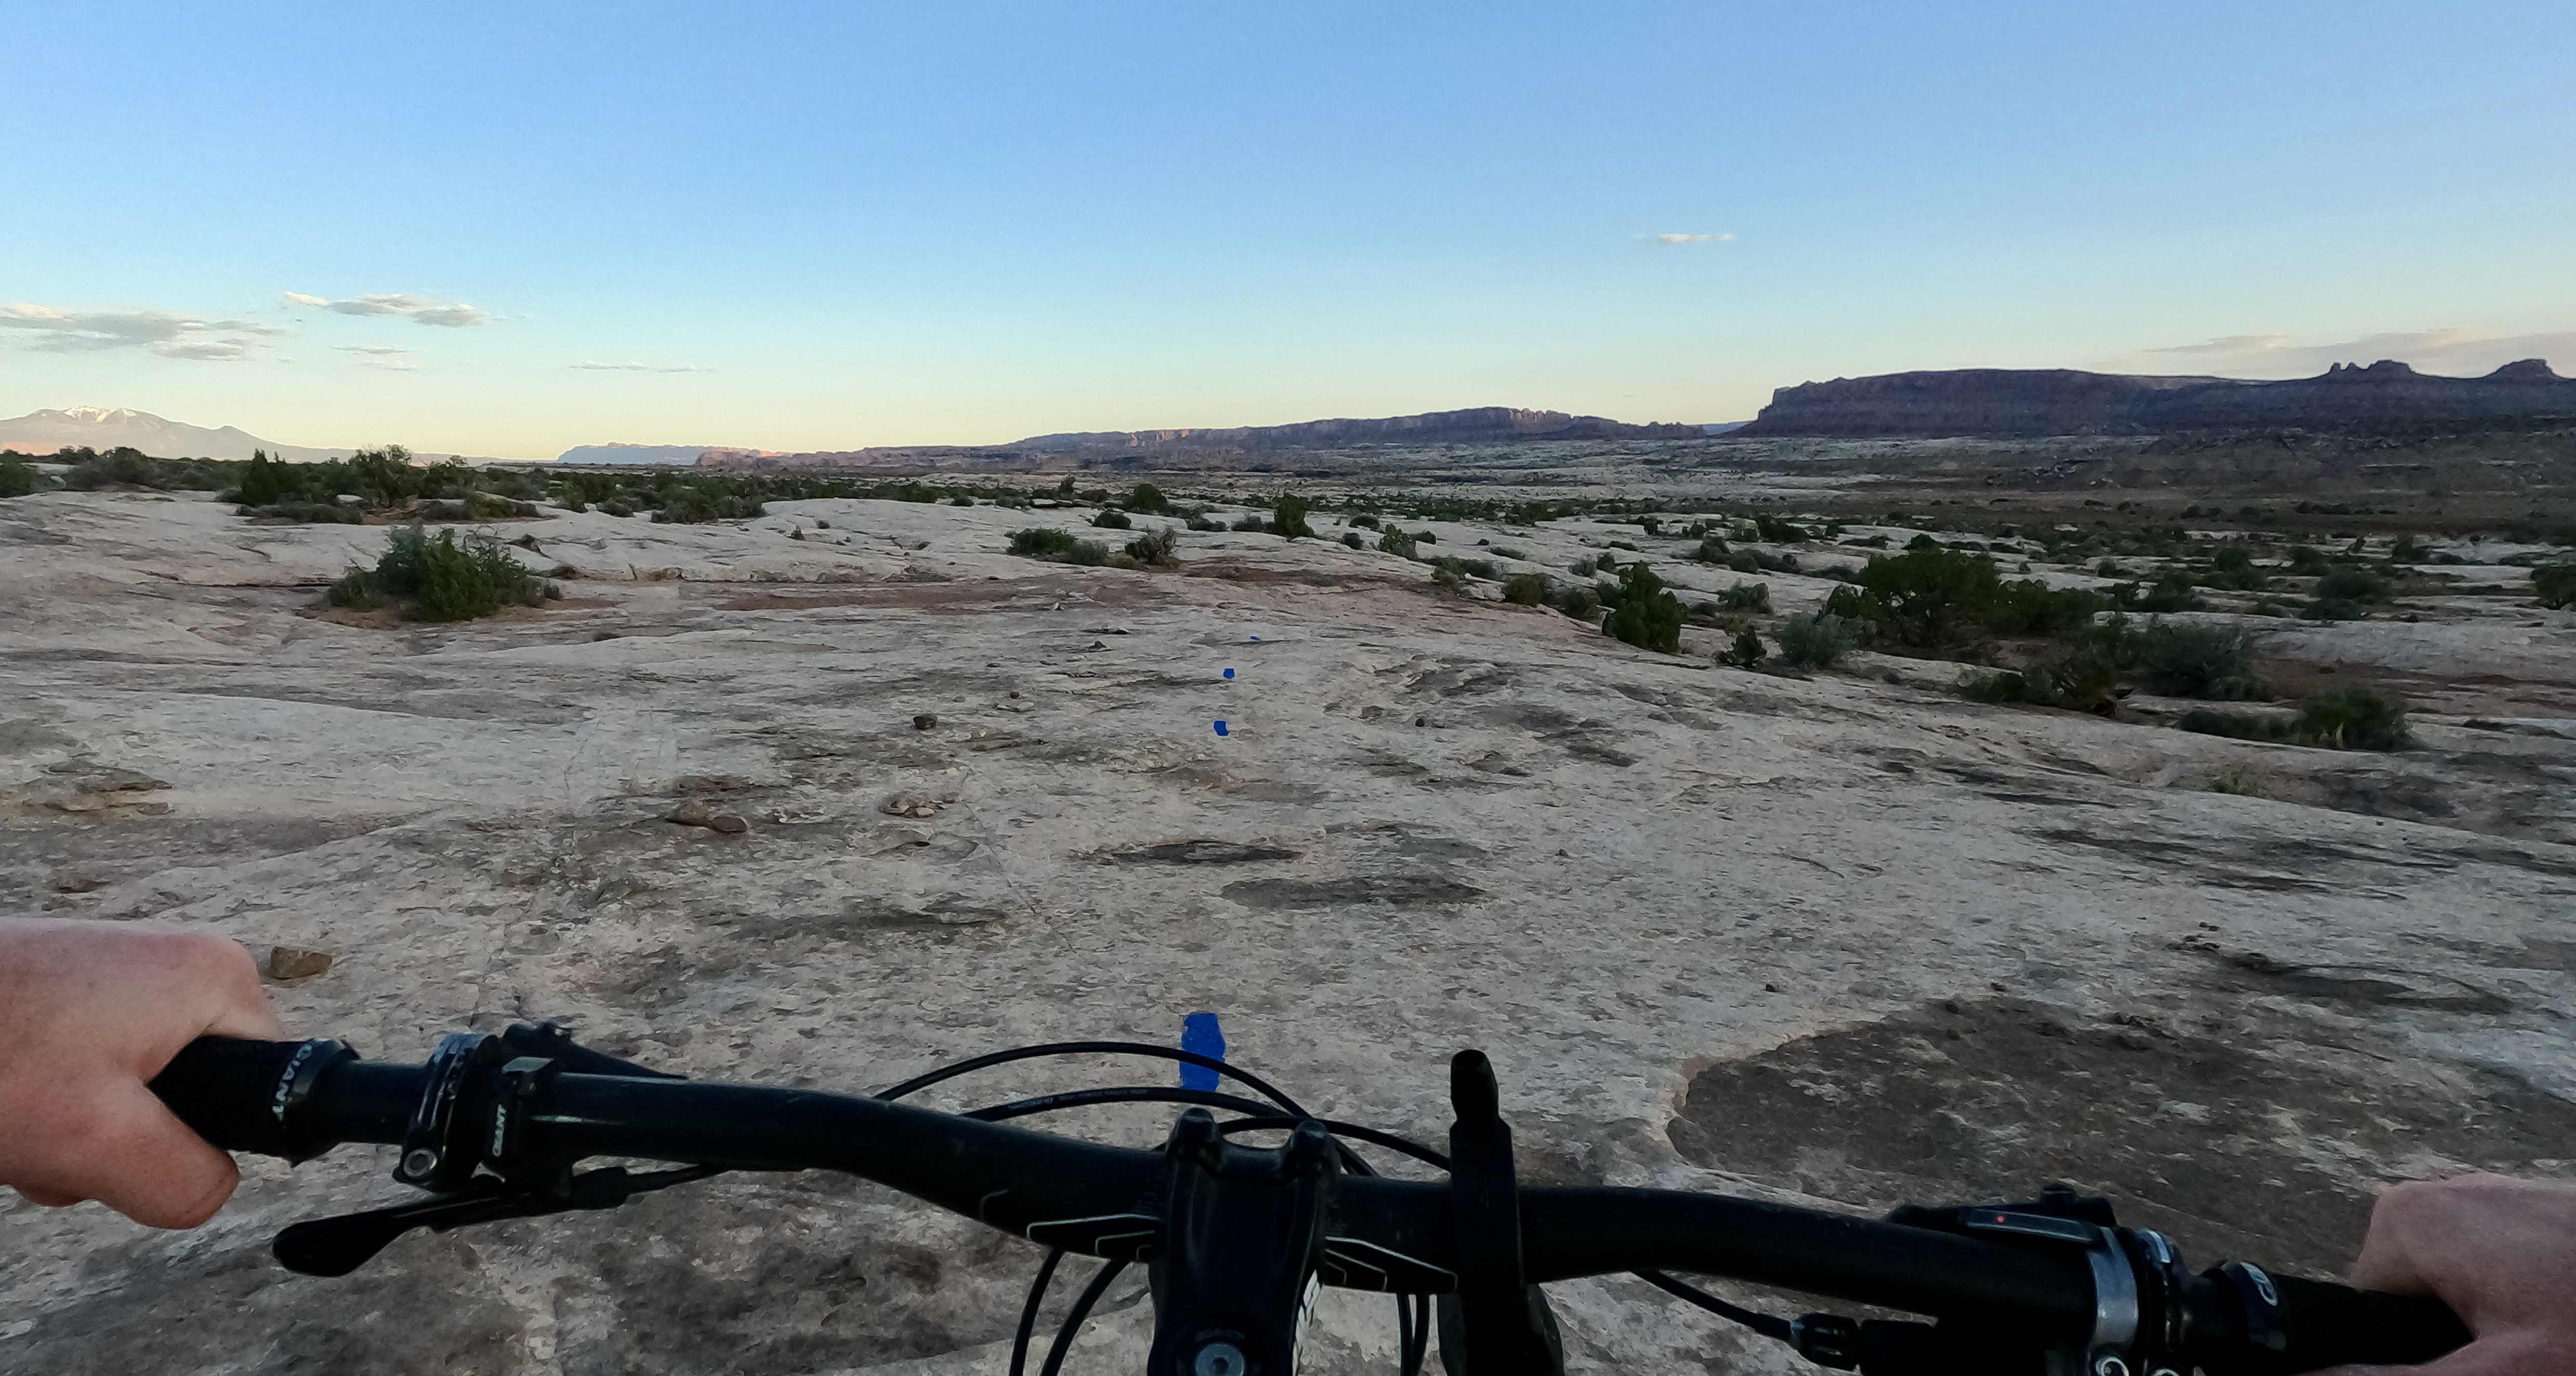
xmin=62 ymin=1080 xmax=243 ymax=1229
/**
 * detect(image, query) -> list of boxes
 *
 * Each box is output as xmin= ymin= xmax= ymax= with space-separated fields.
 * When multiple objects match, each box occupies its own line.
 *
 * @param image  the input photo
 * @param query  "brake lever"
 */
xmin=275 ymin=1164 xmax=722 ymax=1276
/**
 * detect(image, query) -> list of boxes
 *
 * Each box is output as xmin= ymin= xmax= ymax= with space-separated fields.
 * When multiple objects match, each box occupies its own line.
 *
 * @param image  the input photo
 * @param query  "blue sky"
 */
xmin=5 ymin=1 xmax=2571 ymax=459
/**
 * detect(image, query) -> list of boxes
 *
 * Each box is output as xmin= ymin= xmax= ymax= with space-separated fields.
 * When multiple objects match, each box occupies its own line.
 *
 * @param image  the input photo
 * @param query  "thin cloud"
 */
xmin=570 ymin=360 xmax=715 ymax=373
xmin=335 ymin=344 xmax=411 ymax=356
xmin=1649 ymin=232 xmax=1735 ymax=245
xmin=0 ymin=303 xmax=281 ymax=360
xmin=283 ymin=291 xmax=491 ymax=328
xmin=2132 ymin=327 xmax=2573 ymax=378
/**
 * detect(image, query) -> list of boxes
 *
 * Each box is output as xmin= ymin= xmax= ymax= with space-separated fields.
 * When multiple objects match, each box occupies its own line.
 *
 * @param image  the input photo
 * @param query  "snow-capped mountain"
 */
xmin=0 ymin=407 xmax=355 ymax=462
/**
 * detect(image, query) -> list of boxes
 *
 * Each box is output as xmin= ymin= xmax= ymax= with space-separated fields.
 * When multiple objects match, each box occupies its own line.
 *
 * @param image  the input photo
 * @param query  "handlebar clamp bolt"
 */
xmin=2091 ymin=1354 xmax=2130 ymax=1376
xmin=400 ymin=1148 xmax=440 ymax=1180
xmin=1191 ymin=1341 xmax=1247 ymax=1376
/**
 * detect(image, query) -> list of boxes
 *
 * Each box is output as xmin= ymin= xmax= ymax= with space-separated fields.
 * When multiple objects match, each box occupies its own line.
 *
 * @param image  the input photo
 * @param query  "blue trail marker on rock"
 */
xmin=1179 ymin=1012 xmax=1226 ymax=1092
xmin=1223 ymin=667 xmax=1235 ymax=679
xmin=1213 ymin=720 xmax=1229 ymax=736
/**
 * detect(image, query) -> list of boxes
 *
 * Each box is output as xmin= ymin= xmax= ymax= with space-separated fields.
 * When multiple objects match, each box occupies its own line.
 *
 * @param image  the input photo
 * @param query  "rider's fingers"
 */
xmin=37 ymin=1081 xmax=242 ymax=1229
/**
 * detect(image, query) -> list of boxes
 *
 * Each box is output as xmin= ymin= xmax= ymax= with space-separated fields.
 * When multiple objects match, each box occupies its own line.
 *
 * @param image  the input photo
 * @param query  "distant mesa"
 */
xmin=556 ymin=442 xmax=723 ymax=466
xmin=0 ymin=407 xmax=355 ymax=463
xmin=1735 ymin=359 xmax=2574 ymax=438
xmin=679 ymin=406 xmax=1701 ymax=472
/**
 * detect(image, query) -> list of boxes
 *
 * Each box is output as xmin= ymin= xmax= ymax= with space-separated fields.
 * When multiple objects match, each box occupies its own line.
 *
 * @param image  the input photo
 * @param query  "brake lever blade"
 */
xmin=273 ymin=1185 xmax=537 ymax=1277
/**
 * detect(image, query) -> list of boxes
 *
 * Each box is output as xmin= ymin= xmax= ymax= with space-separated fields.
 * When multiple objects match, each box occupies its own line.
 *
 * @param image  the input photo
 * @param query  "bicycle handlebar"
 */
xmin=148 ymin=1034 xmax=2471 ymax=1376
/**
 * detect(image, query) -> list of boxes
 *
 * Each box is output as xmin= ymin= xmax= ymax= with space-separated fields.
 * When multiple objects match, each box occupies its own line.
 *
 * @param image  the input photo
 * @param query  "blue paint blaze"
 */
xmin=1213 ymin=720 xmax=1229 ymax=736
xmin=1180 ymin=1012 xmax=1226 ymax=1092
xmin=1223 ymin=667 xmax=1235 ymax=679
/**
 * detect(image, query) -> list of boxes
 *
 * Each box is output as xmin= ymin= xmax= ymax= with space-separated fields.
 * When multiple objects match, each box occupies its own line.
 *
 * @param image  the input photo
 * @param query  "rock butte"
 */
xmin=2 ymin=482 xmax=2571 ymax=1376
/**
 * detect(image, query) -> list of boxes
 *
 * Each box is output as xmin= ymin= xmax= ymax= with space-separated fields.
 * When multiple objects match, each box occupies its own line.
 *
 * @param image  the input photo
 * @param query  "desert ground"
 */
xmin=3 ymin=452 xmax=2573 ymax=1376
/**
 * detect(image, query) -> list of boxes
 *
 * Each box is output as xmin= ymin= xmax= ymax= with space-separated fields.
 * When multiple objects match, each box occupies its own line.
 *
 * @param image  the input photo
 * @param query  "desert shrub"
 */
xmin=655 ymin=490 xmax=764 ymax=523
xmin=1718 ymin=626 xmax=1766 ymax=668
xmin=1601 ymin=561 xmax=1684 ymax=653
xmin=599 ymin=499 xmax=637 ymax=518
xmin=1189 ymin=515 xmax=1226 ymax=531
xmin=1607 ymin=540 xmax=1639 ymax=552
xmin=248 ymin=499 xmax=364 ymax=524
xmin=2201 ymin=545 xmax=2268 ymax=591
xmin=2300 ymin=597 xmax=2366 ymax=621
xmin=0 ymin=459 xmax=42 ymax=498
xmin=2314 ymin=565 xmax=2390 ymax=603
xmin=1377 ymin=528 xmax=1417 ymax=558
xmin=1349 ymin=514 xmax=1380 ymax=530
xmin=1553 ymin=583 xmax=1602 ymax=620
xmin=1008 ymin=527 xmax=1109 ymax=565
xmin=465 ymin=491 xmax=538 ymax=520
xmin=1753 ymin=514 xmax=1809 ymax=542
xmin=1057 ymin=475 xmax=1077 ymax=494
xmin=1569 ymin=555 xmax=1598 ymax=577
xmin=1775 ymin=613 xmax=1859 ymax=670
xmin=950 ymin=495 xmax=975 ymax=507
xmin=1429 ymin=558 xmax=1467 ymax=589
xmin=1693 ymin=538 xmax=1729 ymax=564
xmin=1718 ymin=582 xmax=1770 ymax=612
xmin=1594 ymin=551 xmax=1619 ymax=572
xmin=1849 ymin=545 xmax=2001 ymax=649
xmin=2132 ymin=575 xmax=2205 ymax=613
xmin=2534 ymin=565 xmax=2576 ymax=609
xmin=1092 ymin=508 xmax=1132 ymax=530
xmin=61 ymin=447 xmax=162 ymax=490
xmin=1232 ymin=514 xmax=1269 ymax=533
xmin=1460 ymin=558 xmax=1498 ymax=580
xmin=2206 ymin=765 xmax=2268 ymax=797
xmin=2136 ymin=621 xmax=2263 ymax=700
xmin=2287 ymin=545 xmax=2330 ymax=575
xmin=1491 ymin=546 xmax=1525 ymax=560
xmin=1120 ymin=526 xmax=1178 ymax=567
xmin=2294 ymin=688 xmax=2410 ymax=750
xmin=1414 ymin=530 xmax=1435 ymax=544
xmin=1959 ymin=617 xmax=2137 ymax=713
xmin=1272 ymin=493 xmax=1316 ymax=541
xmin=1985 ymin=580 xmax=2110 ymax=637
xmin=1502 ymin=573 xmax=1550 ymax=606
xmin=335 ymin=524 xmax=553 ymax=621
xmin=1341 ymin=531 xmax=1364 ymax=550
xmin=1128 ymin=484 xmax=1170 ymax=514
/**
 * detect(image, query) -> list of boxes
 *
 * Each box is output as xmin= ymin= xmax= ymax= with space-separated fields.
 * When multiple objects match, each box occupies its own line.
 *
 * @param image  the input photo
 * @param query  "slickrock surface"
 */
xmin=3 ymin=490 xmax=2572 ymax=1376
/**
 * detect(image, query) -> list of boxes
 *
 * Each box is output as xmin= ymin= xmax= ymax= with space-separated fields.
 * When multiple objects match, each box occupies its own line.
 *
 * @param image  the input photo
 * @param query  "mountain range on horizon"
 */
xmin=0 ymin=407 xmax=358 ymax=463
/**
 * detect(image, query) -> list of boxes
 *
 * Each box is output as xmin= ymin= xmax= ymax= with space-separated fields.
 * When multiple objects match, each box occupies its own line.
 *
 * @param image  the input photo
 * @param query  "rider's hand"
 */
xmin=0 ymin=918 xmax=285 ymax=1228
xmin=2316 ymin=1172 xmax=2576 ymax=1376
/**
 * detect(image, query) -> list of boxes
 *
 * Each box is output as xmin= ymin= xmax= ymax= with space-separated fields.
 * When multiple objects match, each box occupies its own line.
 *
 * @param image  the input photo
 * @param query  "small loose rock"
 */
xmin=266 ymin=947 xmax=334 ymax=982
xmin=913 ymin=714 xmax=937 ymax=731
xmin=53 ymin=873 xmax=102 ymax=894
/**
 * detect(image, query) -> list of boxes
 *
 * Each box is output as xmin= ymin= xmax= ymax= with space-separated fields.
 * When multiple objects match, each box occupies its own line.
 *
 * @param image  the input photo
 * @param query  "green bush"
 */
xmin=2534 ymin=565 xmax=2576 ymax=609
xmin=2201 ymin=545 xmax=2269 ymax=591
xmin=1553 ymin=583 xmax=1602 ymax=621
xmin=1123 ymin=526 xmax=1179 ymax=567
xmin=1718 ymin=626 xmax=1766 ymax=668
xmin=1959 ymin=617 xmax=2138 ymax=713
xmin=1849 ymin=545 xmax=2001 ymax=648
xmin=1693 ymin=538 xmax=1730 ymax=564
xmin=1601 ymin=562 xmax=1684 ymax=653
xmin=1429 ymin=558 xmax=1467 ymax=589
xmin=2133 ymin=574 xmax=2205 ymax=613
xmin=1128 ymin=484 xmax=1170 ymax=513
xmin=1491 ymin=546 xmax=1525 ymax=560
xmin=1232 ymin=514 xmax=1269 ymax=533
xmin=1377 ymin=528 xmax=1417 ymax=558
xmin=1753 ymin=514 xmax=1809 ymax=542
xmin=248 ymin=499 xmax=364 ymax=524
xmin=2315 ymin=565 xmax=2390 ymax=603
xmin=950 ymin=495 xmax=975 ymax=507
xmin=1775 ymin=613 xmax=1859 ymax=670
xmin=2136 ymin=621 xmax=2263 ymax=700
xmin=2 ymin=459 xmax=47 ymax=498
xmin=2295 ymin=688 xmax=2410 ymax=750
xmin=2287 ymin=545 xmax=2330 ymax=575
xmin=1985 ymin=580 xmax=2111 ymax=636
xmin=62 ymin=447 xmax=162 ymax=490
xmin=1271 ymin=493 xmax=1316 ymax=541
xmin=1569 ymin=555 xmax=1598 ymax=577
xmin=331 ymin=524 xmax=554 ymax=621
xmin=1008 ymin=527 xmax=1110 ymax=565
xmin=654 ymin=489 xmax=765 ymax=523
xmin=2300 ymin=597 xmax=2366 ymax=622
xmin=1502 ymin=573 xmax=1551 ymax=605
xmin=1341 ymin=531 xmax=1364 ymax=550
xmin=1092 ymin=508 xmax=1132 ymax=530
xmin=1349 ymin=514 xmax=1380 ymax=530
xmin=1718 ymin=582 xmax=1770 ymax=612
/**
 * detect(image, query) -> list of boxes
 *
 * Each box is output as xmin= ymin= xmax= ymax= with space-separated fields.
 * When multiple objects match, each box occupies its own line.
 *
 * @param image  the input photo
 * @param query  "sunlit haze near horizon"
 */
xmin=5 ymin=2 xmax=2571 ymax=460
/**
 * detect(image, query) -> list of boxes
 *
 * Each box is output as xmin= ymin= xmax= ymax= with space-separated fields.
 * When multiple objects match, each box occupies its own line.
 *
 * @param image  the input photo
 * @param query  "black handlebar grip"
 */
xmin=147 ymin=1036 xmax=357 ymax=1161
xmin=2264 ymin=1274 xmax=2471 ymax=1375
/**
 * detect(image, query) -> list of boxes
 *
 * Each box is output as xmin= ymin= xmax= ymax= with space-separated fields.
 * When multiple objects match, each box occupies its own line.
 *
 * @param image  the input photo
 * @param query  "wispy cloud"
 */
xmin=570 ymin=360 xmax=715 ymax=373
xmin=283 ymin=291 xmax=491 ymax=327
xmin=1649 ymin=232 xmax=1735 ymax=245
xmin=0 ymin=303 xmax=282 ymax=360
xmin=335 ymin=344 xmax=418 ymax=371
xmin=2131 ymin=327 xmax=2575 ymax=378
